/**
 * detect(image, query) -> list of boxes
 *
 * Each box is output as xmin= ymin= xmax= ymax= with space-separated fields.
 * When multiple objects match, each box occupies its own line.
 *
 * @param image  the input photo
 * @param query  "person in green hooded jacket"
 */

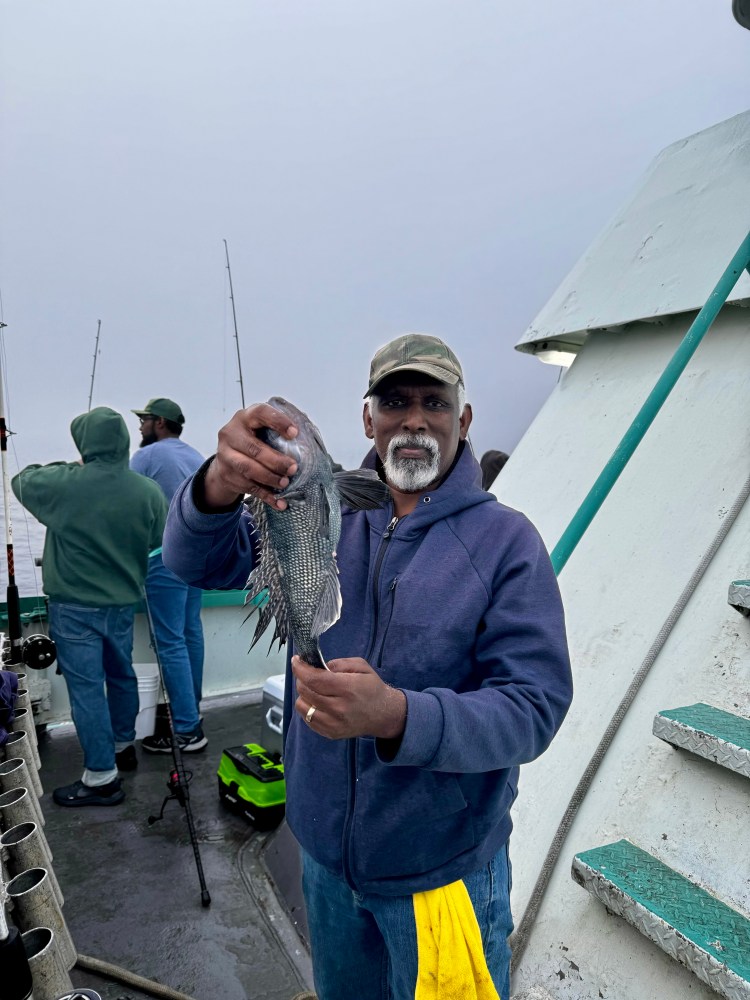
xmin=12 ymin=406 xmax=167 ymax=807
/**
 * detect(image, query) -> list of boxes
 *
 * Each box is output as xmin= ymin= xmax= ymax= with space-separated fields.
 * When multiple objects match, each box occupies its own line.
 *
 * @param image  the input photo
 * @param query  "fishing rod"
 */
xmin=0 ymin=321 xmax=57 ymax=670
xmin=0 ymin=325 xmax=56 ymax=672
xmin=87 ymin=319 xmax=102 ymax=411
xmin=143 ymin=580 xmax=210 ymax=908
xmin=223 ymin=239 xmax=246 ymax=408
xmin=0 ymin=322 xmax=24 ymax=667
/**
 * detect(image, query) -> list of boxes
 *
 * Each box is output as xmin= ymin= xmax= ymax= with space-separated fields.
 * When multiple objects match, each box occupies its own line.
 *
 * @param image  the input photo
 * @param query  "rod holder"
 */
xmin=53 ymin=991 xmax=101 ymax=1000
xmin=3 ymin=732 xmax=43 ymax=797
xmin=0 ymin=761 xmax=44 ymax=830
xmin=10 ymin=672 xmax=27 ymax=689
xmin=1 ymin=823 xmax=62 ymax=907
xmin=6 ymin=868 xmax=76 ymax=971
xmin=9 ymin=710 xmax=40 ymax=771
xmin=0 ymin=854 xmax=34 ymax=1000
xmin=0 ymin=788 xmax=44 ymax=833
xmin=14 ymin=688 xmax=30 ymax=712
xmin=22 ymin=927 xmax=74 ymax=1000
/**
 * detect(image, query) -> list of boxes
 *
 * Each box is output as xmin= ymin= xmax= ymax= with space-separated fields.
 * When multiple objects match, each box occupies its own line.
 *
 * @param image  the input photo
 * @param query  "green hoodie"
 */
xmin=12 ymin=407 xmax=168 ymax=606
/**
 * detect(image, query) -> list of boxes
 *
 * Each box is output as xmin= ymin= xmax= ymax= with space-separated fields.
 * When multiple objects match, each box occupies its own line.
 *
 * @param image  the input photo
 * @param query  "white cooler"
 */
xmin=260 ymin=673 xmax=285 ymax=757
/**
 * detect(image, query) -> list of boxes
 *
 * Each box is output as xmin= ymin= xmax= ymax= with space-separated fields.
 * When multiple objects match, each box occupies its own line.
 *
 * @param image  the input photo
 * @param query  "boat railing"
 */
xmin=550 ymin=229 xmax=750 ymax=575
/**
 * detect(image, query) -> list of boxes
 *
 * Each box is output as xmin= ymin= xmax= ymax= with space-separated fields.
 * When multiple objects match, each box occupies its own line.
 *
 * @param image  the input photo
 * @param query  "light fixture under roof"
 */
xmin=532 ymin=340 xmax=578 ymax=367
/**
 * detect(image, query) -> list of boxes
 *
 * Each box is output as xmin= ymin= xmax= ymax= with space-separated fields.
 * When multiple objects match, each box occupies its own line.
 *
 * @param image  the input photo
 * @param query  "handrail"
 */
xmin=551 ymin=230 xmax=750 ymax=574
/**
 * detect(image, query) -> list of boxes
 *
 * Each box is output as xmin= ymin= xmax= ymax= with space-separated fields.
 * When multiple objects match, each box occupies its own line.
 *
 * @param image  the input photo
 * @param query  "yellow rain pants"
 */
xmin=413 ymin=880 xmax=502 ymax=1000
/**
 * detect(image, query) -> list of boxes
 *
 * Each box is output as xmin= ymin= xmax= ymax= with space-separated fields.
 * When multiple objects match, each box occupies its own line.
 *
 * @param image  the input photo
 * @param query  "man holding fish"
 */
xmin=163 ymin=334 xmax=572 ymax=1000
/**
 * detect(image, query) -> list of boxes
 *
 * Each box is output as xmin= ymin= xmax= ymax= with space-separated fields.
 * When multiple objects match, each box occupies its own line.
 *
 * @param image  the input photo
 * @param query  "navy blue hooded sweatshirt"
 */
xmin=163 ymin=443 xmax=572 ymax=895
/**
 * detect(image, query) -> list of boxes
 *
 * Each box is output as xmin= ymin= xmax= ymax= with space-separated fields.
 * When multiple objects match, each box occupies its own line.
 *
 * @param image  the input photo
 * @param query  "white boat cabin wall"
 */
xmin=495 ymin=110 xmax=750 ymax=1000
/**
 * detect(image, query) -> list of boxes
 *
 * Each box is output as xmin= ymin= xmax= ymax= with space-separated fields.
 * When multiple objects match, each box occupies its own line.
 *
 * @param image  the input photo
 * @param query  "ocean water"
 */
xmin=0 ymin=498 xmax=46 ymax=597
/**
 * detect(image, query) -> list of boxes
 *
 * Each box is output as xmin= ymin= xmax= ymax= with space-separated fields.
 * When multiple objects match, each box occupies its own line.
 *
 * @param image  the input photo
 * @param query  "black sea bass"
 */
xmin=244 ymin=397 xmax=390 ymax=668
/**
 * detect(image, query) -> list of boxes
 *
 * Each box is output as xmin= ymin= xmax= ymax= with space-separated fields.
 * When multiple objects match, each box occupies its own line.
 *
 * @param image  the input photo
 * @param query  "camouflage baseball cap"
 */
xmin=131 ymin=397 xmax=185 ymax=425
xmin=364 ymin=333 xmax=464 ymax=397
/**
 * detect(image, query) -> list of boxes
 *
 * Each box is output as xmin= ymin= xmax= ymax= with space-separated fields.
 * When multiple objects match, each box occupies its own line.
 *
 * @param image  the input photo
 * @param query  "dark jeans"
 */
xmin=145 ymin=553 xmax=204 ymax=733
xmin=302 ymin=843 xmax=513 ymax=1000
xmin=49 ymin=601 xmax=137 ymax=773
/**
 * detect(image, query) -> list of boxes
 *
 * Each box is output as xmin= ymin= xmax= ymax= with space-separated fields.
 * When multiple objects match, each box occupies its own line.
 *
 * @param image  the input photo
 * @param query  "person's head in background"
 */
xmin=480 ymin=449 xmax=509 ymax=491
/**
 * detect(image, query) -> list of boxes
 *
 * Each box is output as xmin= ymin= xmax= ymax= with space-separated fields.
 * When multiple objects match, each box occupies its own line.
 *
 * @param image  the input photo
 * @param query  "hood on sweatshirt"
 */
xmin=70 ymin=406 xmax=131 ymax=464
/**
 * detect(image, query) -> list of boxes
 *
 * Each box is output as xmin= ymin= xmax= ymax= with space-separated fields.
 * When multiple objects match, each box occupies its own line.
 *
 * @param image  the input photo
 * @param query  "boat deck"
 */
xmin=36 ymin=691 xmax=314 ymax=1000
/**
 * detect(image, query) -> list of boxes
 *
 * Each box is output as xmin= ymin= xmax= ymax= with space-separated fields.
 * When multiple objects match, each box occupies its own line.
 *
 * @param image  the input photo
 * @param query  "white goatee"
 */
xmin=384 ymin=434 xmax=441 ymax=493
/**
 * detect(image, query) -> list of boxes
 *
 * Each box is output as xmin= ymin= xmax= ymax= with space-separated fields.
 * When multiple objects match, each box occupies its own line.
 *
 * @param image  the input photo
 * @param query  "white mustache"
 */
xmin=387 ymin=434 xmax=439 ymax=462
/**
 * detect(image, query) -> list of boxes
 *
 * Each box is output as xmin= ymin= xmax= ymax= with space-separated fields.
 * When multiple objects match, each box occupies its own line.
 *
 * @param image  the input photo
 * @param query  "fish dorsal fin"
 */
xmin=333 ymin=469 xmax=390 ymax=511
xmin=243 ymin=499 xmax=291 ymax=650
xmin=310 ymin=560 xmax=342 ymax=639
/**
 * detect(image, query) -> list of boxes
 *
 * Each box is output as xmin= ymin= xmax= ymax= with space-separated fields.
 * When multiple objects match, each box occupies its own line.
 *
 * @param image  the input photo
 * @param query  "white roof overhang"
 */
xmin=516 ymin=110 xmax=750 ymax=359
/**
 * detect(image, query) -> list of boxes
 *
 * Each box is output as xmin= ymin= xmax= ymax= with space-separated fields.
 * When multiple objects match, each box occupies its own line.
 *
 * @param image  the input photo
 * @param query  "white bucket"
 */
xmin=133 ymin=663 xmax=160 ymax=739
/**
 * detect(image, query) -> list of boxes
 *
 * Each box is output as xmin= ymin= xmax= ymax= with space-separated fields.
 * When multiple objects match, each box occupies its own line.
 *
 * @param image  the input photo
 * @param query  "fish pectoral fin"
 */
xmin=310 ymin=563 xmax=342 ymax=638
xmin=333 ymin=469 xmax=391 ymax=510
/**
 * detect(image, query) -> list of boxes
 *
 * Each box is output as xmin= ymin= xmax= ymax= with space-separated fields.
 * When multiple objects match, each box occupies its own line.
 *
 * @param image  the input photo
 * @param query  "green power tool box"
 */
xmin=217 ymin=743 xmax=286 ymax=830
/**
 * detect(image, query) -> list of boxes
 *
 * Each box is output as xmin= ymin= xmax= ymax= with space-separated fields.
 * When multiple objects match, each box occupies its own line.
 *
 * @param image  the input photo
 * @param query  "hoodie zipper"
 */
xmin=342 ymin=513 xmax=399 ymax=888
xmin=376 ymin=576 xmax=399 ymax=671
xmin=364 ymin=515 xmax=399 ymax=663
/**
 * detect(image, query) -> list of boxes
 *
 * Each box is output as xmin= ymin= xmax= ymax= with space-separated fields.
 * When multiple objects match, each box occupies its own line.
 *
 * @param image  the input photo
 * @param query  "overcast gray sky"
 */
xmin=1 ymin=0 xmax=747 ymax=483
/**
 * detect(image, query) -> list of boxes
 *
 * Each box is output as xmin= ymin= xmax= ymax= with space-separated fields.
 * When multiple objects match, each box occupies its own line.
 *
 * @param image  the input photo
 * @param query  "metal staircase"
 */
xmin=572 ymin=615 xmax=750 ymax=998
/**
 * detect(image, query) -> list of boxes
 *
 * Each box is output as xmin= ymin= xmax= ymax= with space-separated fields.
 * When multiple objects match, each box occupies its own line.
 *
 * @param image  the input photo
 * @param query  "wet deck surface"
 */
xmin=36 ymin=692 xmax=313 ymax=1000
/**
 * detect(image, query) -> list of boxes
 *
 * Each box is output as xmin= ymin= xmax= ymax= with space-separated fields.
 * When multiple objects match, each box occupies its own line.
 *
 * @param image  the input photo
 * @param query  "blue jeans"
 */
xmin=145 ymin=553 xmax=204 ymax=733
xmin=48 ymin=602 xmax=138 ymax=774
xmin=302 ymin=844 xmax=513 ymax=1000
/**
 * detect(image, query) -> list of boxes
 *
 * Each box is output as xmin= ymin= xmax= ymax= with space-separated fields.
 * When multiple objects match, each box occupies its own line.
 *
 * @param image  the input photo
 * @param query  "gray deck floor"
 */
xmin=36 ymin=692 xmax=313 ymax=1000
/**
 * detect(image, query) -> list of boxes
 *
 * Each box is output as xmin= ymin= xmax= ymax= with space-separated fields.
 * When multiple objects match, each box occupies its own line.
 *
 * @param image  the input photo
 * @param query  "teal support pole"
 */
xmin=551 ymin=231 xmax=750 ymax=575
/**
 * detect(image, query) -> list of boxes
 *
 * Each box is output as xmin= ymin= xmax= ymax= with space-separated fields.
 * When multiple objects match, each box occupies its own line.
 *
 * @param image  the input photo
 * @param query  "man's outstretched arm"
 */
xmin=163 ymin=402 xmax=300 ymax=589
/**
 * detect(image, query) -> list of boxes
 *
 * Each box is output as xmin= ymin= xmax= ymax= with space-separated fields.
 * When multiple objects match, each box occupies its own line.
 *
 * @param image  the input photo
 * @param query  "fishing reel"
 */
xmin=21 ymin=634 xmax=57 ymax=669
xmin=1 ymin=634 xmax=57 ymax=670
xmin=147 ymin=767 xmax=195 ymax=824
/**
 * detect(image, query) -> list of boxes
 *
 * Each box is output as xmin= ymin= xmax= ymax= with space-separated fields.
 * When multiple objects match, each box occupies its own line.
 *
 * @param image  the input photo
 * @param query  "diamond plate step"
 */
xmin=653 ymin=703 xmax=750 ymax=779
xmin=728 ymin=580 xmax=750 ymax=617
xmin=572 ymin=840 xmax=750 ymax=1000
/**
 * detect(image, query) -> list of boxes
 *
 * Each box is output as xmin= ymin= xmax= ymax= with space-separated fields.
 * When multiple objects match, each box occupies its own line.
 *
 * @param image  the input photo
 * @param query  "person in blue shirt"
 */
xmin=130 ymin=398 xmax=207 ymax=755
xmin=161 ymin=336 xmax=573 ymax=999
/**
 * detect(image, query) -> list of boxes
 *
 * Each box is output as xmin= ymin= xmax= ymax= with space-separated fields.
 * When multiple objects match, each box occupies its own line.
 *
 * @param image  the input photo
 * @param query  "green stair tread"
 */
xmin=657 ymin=703 xmax=750 ymax=752
xmin=575 ymin=840 xmax=750 ymax=980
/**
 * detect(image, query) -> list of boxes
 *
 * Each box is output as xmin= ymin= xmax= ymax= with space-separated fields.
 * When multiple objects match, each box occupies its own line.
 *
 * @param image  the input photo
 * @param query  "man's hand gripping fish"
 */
xmin=244 ymin=397 xmax=390 ymax=668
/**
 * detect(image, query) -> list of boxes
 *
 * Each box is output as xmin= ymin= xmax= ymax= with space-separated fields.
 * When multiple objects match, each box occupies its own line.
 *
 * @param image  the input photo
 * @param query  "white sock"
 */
xmin=82 ymin=767 xmax=118 ymax=787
